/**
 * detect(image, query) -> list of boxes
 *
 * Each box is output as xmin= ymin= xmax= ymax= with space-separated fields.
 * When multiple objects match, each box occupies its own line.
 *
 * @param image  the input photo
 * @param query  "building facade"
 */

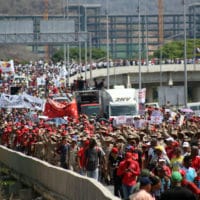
xmin=0 ymin=3 xmax=199 ymax=60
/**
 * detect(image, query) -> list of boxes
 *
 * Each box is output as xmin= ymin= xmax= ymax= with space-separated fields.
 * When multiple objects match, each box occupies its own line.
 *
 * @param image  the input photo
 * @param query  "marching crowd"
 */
xmin=0 ymin=106 xmax=200 ymax=200
xmin=0 ymin=60 xmax=200 ymax=200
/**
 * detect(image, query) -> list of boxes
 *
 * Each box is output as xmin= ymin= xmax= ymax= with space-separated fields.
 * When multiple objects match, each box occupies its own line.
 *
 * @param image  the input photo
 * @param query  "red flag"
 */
xmin=44 ymin=98 xmax=78 ymax=121
xmin=65 ymin=98 xmax=79 ymax=121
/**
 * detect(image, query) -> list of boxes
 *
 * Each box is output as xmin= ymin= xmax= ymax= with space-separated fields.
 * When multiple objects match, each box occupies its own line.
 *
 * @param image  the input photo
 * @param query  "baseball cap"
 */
xmin=166 ymin=137 xmax=174 ymax=142
xmin=139 ymin=177 xmax=152 ymax=187
xmin=111 ymin=147 xmax=118 ymax=154
xmin=182 ymin=142 xmax=190 ymax=148
xmin=155 ymin=145 xmax=164 ymax=152
xmin=171 ymin=171 xmax=182 ymax=182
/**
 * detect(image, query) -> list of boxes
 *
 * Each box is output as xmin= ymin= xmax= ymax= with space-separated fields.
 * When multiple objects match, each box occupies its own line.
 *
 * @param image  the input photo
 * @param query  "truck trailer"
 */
xmin=101 ymin=87 xmax=139 ymax=120
xmin=75 ymin=90 xmax=101 ymax=117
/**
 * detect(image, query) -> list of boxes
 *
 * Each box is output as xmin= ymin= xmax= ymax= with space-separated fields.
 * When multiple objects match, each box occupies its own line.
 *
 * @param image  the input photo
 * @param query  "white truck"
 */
xmin=101 ymin=87 xmax=139 ymax=122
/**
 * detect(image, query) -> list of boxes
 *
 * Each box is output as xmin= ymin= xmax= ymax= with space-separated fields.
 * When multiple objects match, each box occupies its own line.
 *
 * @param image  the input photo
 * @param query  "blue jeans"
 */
xmin=122 ymin=184 xmax=136 ymax=200
xmin=86 ymin=168 xmax=99 ymax=180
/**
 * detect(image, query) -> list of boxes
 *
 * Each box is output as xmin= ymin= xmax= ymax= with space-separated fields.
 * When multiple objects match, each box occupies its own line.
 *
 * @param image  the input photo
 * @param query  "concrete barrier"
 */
xmin=0 ymin=145 xmax=120 ymax=200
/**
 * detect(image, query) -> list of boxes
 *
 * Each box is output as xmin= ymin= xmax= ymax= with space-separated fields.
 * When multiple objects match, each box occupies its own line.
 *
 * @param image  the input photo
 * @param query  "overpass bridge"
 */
xmin=0 ymin=146 xmax=119 ymax=200
xmin=70 ymin=64 xmax=200 ymax=103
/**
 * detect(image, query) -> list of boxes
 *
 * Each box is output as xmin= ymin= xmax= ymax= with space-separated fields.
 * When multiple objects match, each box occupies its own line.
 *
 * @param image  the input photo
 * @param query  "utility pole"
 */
xmin=106 ymin=0 xmax=110 ymax=89
xmin=183 ymin=0 xmax=188 ymax=108
xmin=138 ymin=0 xmax=141 ymax=91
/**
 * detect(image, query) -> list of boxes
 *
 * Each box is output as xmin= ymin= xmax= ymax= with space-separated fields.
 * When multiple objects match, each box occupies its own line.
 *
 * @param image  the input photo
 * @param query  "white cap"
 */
xmin=166 ymin=137 xmax=174 ymax=142
xmin=182 ymin=142 xmax=190 ymax=147
xmin=158 ymin=158 xmax=166 ymax=163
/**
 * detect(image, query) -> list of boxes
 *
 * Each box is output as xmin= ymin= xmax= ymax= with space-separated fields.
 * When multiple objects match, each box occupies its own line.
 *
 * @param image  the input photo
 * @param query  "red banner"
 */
xmin=44 ymin=98 xmax=78 ymax=121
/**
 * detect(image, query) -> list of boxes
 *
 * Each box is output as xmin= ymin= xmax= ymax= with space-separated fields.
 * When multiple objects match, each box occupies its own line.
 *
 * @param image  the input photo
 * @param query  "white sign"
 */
xmin=138 ymin=88 xmax=146 ymax=103
xmin=113 ymin=116 xmax=134 ymax=126
xmin=0 ymin=93 xmax=45 ymax=110
xmin=0 ymin=60 xmax=15 ymax=73
xmin=150 ymin=110 xmax=163 ymax=124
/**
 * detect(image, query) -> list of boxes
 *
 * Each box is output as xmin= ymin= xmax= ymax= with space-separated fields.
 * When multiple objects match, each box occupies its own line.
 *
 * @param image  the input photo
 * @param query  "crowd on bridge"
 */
xmin=0 ymin=60 xmax=200 ymax=200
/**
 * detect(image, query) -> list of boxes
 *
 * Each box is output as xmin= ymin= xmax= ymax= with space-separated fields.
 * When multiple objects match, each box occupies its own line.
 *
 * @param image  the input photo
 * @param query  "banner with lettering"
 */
xmin=0 ymin=93 xmax=45 ymax=110
xmin=113 ymin=116 xmax=134 ymax=126
xmin=22 ymin=93 xmax=45 ymax=111
xmin=0 ymin=93 xmax=23 ymax=108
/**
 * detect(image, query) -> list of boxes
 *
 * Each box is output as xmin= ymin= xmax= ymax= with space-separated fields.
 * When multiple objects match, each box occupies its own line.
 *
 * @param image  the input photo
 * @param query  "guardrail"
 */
xmin=69 ymin=64 xmax=200 ymax=84
xmin=0 ymin=145 xmax=120 ymax=200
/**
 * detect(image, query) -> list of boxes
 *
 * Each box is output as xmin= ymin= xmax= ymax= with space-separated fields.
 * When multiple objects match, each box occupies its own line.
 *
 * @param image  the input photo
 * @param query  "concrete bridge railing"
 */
xmin=69 ymin=64 xmax=200 ymax=84
xmin=0 ymin=145 xmax=120 ymax=200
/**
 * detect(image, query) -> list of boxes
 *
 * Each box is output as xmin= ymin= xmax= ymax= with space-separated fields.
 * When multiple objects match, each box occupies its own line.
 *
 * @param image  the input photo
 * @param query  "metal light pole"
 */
xmin=138 ymin=0 xmax=142 ymax=91
xmin=183 ymin=0 xmax=188 ymax=108
xmin=63 ymin=0 xmax=70 ymax=87
xmin=113 ymin=38 xmax=116 ymax=85
xmin=106 ymin=0 xmax=110 ymax=89
xmin=78 ymin=0 xmax=82 ymax=75
xmin=89 ymin=32 xmax=92 ymax=85
xmin=84 ymin=4 xmax=88 ymax=82
xmin=144 ymin=0 xmax=149 ymax=67
xmin=63 ymin=0 xmax=67 ymax=85
xmin=193 ymin=7 xmax=196 ymax=70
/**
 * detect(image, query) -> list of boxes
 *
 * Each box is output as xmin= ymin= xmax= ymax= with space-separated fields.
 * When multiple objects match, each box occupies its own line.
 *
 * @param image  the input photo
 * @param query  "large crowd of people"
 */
xmin=0 ymin=60 xmax=200 ymax=200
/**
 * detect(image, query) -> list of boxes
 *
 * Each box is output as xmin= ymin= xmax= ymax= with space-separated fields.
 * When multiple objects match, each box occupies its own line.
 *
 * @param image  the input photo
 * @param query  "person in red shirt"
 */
xmin=165 ymin=137 xmax=179 ymax=160
xmin=117 ymin=152 xmax=140 ymax=200
xmin=77 ymin=139 xmax=89 ymax=175
xmin=180 ymin=169 xmax=200 ymax=196
xmin=190 ymin=146 xmax=200 ymax=188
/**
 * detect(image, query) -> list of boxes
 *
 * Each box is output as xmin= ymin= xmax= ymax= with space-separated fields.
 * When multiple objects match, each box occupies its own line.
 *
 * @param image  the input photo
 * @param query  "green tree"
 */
xmin=51 ymin=47 xmax=106 ymax=63
xmin=153 ymin=39 xmax=200 ymax=59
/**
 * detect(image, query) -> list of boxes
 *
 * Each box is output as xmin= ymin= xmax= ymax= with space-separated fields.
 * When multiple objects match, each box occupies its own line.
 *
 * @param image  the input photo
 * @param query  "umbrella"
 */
xmin=180 ymin=108 xmax=194 ymax=113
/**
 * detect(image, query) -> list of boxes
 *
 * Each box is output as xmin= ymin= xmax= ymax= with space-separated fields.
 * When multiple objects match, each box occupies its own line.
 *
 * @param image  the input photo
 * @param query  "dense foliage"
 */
xmin=153 ymin=39 xmax=200 ymax=59
xmin=52 ymin=47 xmax=106 ymax=63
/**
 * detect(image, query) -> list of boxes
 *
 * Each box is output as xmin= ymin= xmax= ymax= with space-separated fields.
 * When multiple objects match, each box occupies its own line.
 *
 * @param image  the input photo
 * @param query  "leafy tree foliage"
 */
xmin=153 ymin=39 xmax=200 ymax=59
xmin=52 ymin=47 xmax=106 ymax=63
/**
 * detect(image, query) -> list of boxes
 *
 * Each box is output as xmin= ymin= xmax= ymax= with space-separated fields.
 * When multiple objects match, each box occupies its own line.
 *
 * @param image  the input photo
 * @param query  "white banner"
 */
xmin=0 ymin=93 xmax=45 ymax=111
xmin=0 ymin=60 xmax=15 ymax=73
xmin=0 ymin=93 xmax=24 ymax=108
xmin=138 ymin=88 xmax=146 ymax=104
xmin=150 ymin=110 xmax=163 ymax=124
xmin=22 ymin=93 xmax=46 ymax=111
xmin=113 ymin=116 xmax=134 ymax=126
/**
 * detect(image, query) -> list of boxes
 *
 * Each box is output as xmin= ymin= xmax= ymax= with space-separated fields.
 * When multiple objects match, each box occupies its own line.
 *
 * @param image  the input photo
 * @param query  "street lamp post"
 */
xmin=106 ymin=0 xmax=110 ymax=89
xmin=89 ymin=33 xmax=92 ymax=85
xmin=183 ymin=0 xmax=188 ymax=108
xmin=84 ymin=4 xmax=88 ymax=82
xmin=145 ymin=0 xmax=149 ymax=67
xmin=113 ymin=38 xmax=116 ymax=85
xmin=63 ymin=0 xmax=70 ymax=87
xmin=138 ymin=0 xmax=142 ymax=91
xmin=78 ymin=0 xmax=82 ymax=75
xmin=63 ymin=0 xmax=67 ymax=85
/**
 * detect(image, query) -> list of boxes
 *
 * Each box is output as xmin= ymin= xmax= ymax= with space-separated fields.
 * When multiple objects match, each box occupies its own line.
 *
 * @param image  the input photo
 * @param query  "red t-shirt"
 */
xmin=117 ymin=159 xmax=140 ymax=186
xmin=191 ymin=156 xmax=200 ymax=180
xmin=191 ymin=156 xmax=200 ymax=172
xmin=78 ymin=147 xmax=86 ymax=168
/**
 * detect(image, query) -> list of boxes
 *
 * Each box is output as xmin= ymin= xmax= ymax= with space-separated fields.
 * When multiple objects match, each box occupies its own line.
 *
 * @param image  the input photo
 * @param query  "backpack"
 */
xmin=85 ymin=147 xmax=100 ymax=171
